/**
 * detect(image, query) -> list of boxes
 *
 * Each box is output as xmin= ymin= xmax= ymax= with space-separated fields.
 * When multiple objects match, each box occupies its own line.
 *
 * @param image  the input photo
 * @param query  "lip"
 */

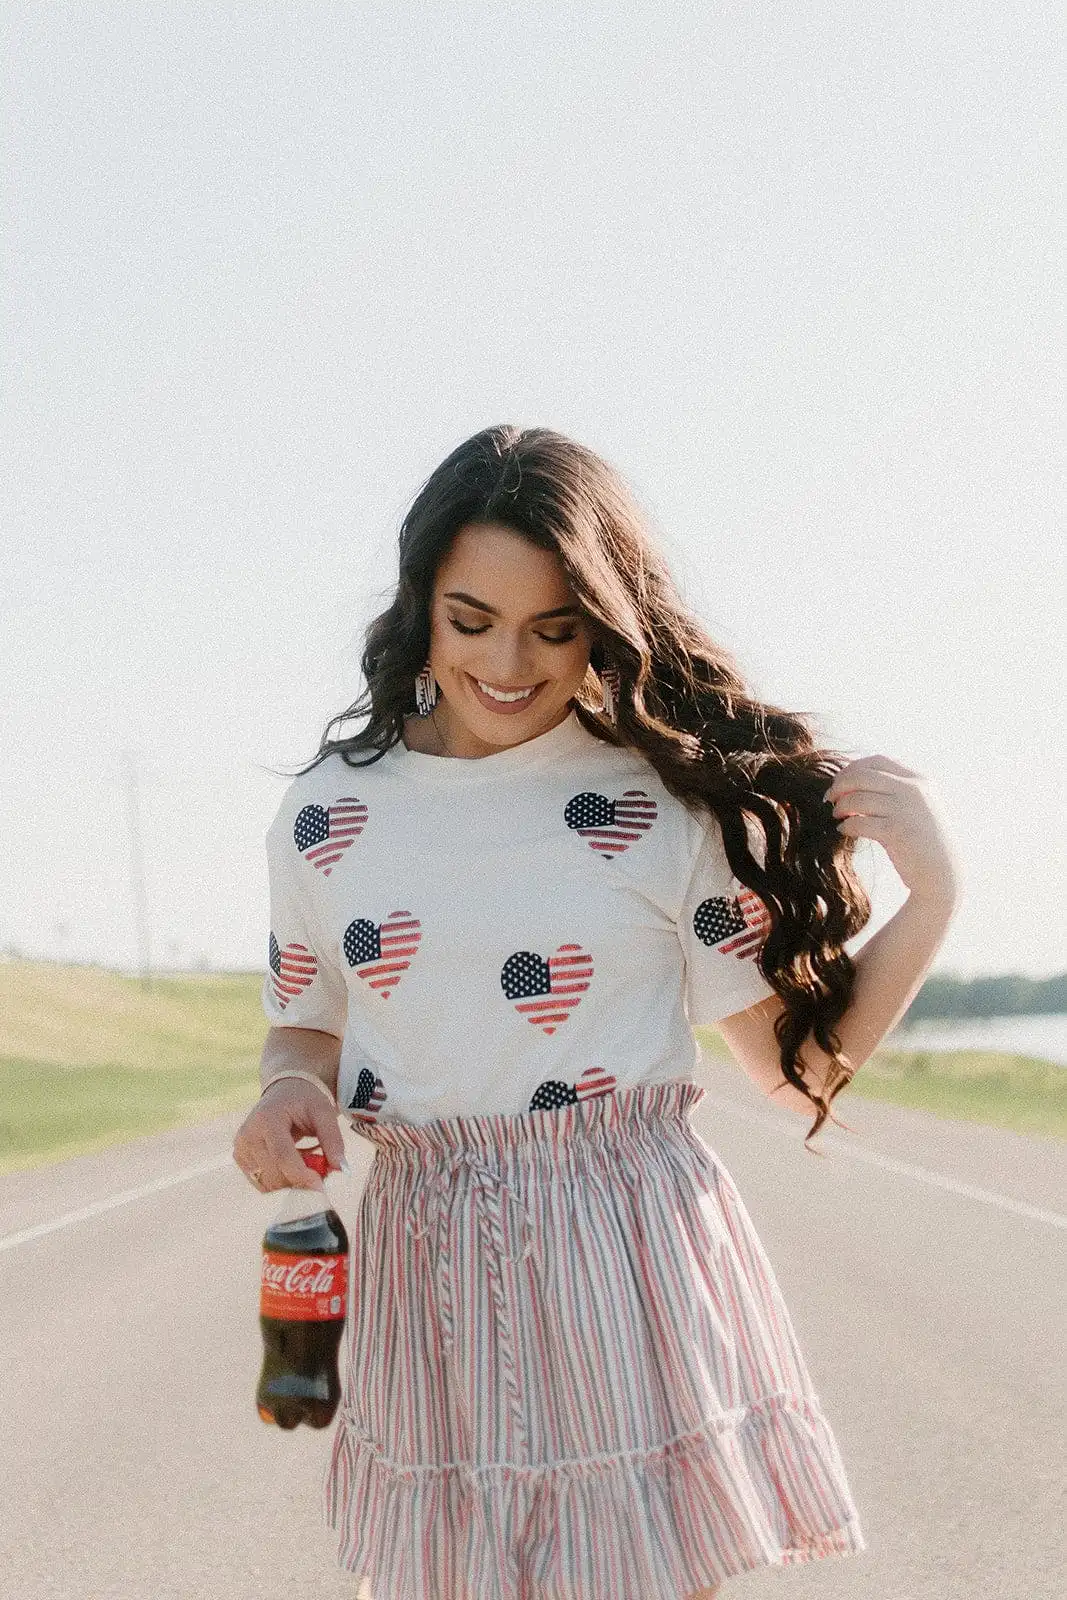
xmin=465 ymin=673 xmax=547 ymax=715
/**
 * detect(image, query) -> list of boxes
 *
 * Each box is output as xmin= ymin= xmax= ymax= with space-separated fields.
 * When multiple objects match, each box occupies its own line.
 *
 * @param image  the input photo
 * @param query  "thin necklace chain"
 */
xmin=430 ymin=704 xmax=454 ymax=757
xmin=429 ymin=696 xmax=580 ymax=757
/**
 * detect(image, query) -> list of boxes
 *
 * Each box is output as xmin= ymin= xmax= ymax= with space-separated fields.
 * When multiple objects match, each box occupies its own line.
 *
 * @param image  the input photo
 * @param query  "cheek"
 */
xmin=431 ymin=621 xmax=469 ymax=665
xmin=556 ymin=641 xmax=592 ymax=683
xmin=569 ymin=628 xmax=594 ymax=666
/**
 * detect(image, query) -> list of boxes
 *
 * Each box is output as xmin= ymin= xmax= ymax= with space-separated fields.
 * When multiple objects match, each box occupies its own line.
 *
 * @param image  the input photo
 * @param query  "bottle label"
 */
xmin=260 ymin=1250 xmax=348 ymax=1321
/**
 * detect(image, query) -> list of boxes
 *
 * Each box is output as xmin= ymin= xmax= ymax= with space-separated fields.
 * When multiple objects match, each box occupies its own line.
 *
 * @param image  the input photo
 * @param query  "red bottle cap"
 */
xmin=297 ymin=1142 xmax=329 ymax=1180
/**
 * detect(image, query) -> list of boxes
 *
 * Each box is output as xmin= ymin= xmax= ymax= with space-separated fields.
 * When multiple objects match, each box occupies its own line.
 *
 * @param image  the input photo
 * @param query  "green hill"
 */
xmin=1 ymin=959 xmax=1063 ymax=1176
xmin=0 ymin=959 xmax=264 ymax=1175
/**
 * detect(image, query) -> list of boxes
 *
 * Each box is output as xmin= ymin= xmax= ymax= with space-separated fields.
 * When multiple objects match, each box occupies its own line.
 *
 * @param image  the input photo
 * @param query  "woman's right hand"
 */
xmin=232 ymin=1081 xmax=348 ymax=1193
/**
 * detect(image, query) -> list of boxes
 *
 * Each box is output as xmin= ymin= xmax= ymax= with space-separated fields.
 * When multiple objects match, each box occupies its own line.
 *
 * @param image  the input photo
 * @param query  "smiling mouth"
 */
xmin=466 ymin=673 xmax=546 ymax=709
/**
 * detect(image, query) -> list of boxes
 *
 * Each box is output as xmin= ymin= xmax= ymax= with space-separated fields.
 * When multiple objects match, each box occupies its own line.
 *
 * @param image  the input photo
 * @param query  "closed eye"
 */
xmin=449 ymin=618 xmax=577 ymax=645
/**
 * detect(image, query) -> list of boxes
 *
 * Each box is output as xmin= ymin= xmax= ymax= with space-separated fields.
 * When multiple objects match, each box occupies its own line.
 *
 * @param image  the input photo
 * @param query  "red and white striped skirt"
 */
xmin=324 ymin=1079 xmax=866 ymax=1598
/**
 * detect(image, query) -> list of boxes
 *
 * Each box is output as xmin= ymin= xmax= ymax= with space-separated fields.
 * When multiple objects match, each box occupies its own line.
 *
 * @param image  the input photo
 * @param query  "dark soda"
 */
xmin=256 ymin=1140 xmax=349 ymax=1430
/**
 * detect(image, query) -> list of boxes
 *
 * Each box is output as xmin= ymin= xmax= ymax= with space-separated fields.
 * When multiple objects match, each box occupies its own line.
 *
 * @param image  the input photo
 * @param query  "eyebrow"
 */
xmin=443 ymin=591 xmax=581 ymax=621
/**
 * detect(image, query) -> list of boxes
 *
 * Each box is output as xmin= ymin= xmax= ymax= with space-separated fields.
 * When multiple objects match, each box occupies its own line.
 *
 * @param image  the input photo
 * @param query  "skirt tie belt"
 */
xmin=407 ymin=1150 xmax=538 ymax=1461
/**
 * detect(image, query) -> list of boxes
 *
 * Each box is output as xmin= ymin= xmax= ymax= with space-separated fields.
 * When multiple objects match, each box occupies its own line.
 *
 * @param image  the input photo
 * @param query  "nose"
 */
xmin=482 ymin=636 xmax=540 ymax=685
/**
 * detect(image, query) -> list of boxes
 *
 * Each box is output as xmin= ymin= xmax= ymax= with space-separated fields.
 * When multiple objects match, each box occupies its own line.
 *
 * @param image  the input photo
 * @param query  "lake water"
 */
xmin=885 ymin=1012 xmax=1067 ymax=1068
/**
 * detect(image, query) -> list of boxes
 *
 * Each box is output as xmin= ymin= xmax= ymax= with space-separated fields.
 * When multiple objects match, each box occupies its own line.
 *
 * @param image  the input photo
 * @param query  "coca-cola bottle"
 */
xmin=256 ymin=1137 xmax=349 ymax=1430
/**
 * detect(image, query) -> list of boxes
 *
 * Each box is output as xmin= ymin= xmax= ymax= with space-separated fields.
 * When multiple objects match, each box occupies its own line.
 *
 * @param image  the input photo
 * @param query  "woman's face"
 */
xmin=423 ymin=521 xmax=594 ymax=758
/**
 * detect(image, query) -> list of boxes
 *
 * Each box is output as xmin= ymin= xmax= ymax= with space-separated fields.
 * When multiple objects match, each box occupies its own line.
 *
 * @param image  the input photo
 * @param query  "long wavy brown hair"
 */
xmin=275 ymin=425 xmax=872 ymax=1149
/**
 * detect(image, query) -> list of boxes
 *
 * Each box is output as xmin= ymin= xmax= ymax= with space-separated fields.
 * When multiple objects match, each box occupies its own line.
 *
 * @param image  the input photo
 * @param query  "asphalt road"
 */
xmin=1 ymin=1053 xmax=1063 ymax=1600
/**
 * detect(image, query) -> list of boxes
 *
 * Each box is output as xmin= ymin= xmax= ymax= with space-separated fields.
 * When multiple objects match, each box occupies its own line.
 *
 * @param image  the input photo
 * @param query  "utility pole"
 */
xmin=121 ymin=748 xmax=153 ymax=992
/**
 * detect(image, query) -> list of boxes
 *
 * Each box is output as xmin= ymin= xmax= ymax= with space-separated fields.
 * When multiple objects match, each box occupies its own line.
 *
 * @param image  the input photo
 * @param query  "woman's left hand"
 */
xmin=824 ymin=754 xmax=963 ymax=907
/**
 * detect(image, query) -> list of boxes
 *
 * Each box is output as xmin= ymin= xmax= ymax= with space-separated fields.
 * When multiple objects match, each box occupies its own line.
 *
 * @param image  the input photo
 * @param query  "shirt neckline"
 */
xmin=389 ymin=706 xmax=592 ymax=783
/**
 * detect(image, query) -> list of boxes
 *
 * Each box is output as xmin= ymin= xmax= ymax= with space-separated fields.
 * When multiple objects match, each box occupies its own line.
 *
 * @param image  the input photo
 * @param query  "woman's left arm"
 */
xmin=718 ymin=755 xmax=964 ymax=1113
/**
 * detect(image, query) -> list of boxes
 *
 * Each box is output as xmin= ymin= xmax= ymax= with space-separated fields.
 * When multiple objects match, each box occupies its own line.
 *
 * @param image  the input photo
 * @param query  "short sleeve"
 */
xmin=260 ymin=804 xmax=349 ymax=1038
xmin=678 ymin=812 xmax=777 ymax=1024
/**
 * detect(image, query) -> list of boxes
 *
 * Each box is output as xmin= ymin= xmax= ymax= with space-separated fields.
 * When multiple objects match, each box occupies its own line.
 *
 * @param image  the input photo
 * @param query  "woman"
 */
xmin=233 ymin=424 xmax=961 ymax=1598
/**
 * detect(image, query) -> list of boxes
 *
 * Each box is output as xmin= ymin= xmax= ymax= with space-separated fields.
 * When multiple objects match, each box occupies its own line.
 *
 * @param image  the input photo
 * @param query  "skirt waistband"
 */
xmin=357 ymin=1077 xmax=705 ymax=1163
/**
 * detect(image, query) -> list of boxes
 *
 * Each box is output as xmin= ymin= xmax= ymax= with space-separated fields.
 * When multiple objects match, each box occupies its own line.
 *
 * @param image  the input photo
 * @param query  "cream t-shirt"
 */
xmin=261 ymin=708 xmax=776 ymax=1128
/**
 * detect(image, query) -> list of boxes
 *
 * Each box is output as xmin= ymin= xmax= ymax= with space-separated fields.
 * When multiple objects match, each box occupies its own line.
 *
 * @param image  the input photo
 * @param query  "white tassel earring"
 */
xmin=599 ymin=664 xmax=621 ymax=722
xmin=414 ymin=662 xmax=438 ymax=716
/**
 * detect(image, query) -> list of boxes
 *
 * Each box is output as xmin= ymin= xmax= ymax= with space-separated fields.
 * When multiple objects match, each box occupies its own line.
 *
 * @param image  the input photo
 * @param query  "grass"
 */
xmin=826 ymin=1045 xmax=1066 ymax=1138
xmin=1 ymin=959 xmax=1063 ymax=1177
xmin=696 ymin=1028 xmax=1067 ymax=1140
xmin=0 ymin=959 xmax=263 ymax=1174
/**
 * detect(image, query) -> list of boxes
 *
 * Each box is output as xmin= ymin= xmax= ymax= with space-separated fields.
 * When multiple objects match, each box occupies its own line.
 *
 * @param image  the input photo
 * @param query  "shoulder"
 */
xmin=557 ymin=735 xmax=714 ymax=894
xmin=556 ymin=739 xmax=681 ymax=832
xmin=266 ymin=745 xmax=395 ymax=839
xmin=565 ymin=726 xmax=666 ymax=789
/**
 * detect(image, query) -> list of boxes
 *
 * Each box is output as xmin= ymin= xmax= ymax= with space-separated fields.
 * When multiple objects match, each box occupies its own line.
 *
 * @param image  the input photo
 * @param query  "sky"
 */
xmin=3 ymin=3 xmax=1063 ymax=983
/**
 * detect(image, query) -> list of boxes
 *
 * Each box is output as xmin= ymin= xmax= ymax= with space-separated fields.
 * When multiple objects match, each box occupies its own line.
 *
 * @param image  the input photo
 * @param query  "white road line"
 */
xmin=0 ymin=1155 xmax=235 ymax=1253
xmin=2 ymin=1099 xmax=1064 ymax=1253
xmin=699 ymin=1092 xmax=1067 ymax=1230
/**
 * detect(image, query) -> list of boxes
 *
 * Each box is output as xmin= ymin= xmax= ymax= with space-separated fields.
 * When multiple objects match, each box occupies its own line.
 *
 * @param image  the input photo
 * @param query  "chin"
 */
xmin=460 ymin=685 xmax=572 ymax=741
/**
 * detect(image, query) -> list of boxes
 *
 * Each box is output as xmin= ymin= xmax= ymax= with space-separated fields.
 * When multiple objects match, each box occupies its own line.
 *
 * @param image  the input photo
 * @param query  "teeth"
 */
xmin=476 ymin=680 xmax=536 ymax=703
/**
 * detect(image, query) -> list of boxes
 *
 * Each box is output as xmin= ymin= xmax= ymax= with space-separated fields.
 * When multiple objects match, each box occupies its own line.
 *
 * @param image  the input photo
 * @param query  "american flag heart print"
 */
xmin=693 ymin=888 xmax=771 ymax=959
xmin=528 ymin=1064 xmax=617 ymax=1110
xmin=267 ymin=932 xmax=318 ymax=1008
xmin=293 ymin=798 xmax=368 ymax=875
xmin=501 ymin=943 xmax=594 ymax=1035
xmin=576 ymin=1064 xmax=616 ymax=1098
xmin=342 ymin=911 xmax=421 ymax=996
xmin=348 ymin=1067 xmax=388 ymax=1122
xmin=564 ymin=789 xmax=658 ymax=858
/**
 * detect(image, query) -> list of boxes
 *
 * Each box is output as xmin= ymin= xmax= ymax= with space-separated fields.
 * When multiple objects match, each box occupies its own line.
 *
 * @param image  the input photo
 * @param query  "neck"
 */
xmin=427 ymin=700 xmax=573 ymax=760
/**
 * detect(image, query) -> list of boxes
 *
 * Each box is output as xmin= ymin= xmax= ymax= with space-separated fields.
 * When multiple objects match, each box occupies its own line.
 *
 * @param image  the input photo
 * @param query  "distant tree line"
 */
xmin=902 ymin=971 xmax=1067 ymax=1023
xmin=3 ymin=950 xmax=1064 ymax=1021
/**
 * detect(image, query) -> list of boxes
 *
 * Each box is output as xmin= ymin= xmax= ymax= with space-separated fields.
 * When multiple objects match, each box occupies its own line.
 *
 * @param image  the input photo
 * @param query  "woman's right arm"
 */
xmin=259 ymin=1024 xmax=342 ymax=1100
xmin=233 ymin=1026 xmax=348 ymax=1192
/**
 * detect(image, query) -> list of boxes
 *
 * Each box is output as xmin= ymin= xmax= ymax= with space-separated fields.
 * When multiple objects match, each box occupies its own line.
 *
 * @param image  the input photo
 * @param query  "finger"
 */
xmin=825 ymin=769 xmax=908 ymax=800
xmin=266 ymin=1088 xmax=347 ymax=1176
xmin=825 ymin=751 xmax=923 ymax=788
xmin=262 ymin=1123 xmax=325 ymax=1191
xmin=835 ymin=814 xmax=888 ymax=840
xmin=857 ymin=755 xmax=920 ymax=777
xmin=827 ymin=779 xmax=897 ymax=803
xmin=831 ymin=789 xmax=893 ymax=817
xmin=307 ymin=1110 xmax=348 ymax=1176
xmin=269 ymin=1097 xmax=346 ymax=1179
xmin=257 ymin=1090 xmax=330 ymax=1177
xmin=231 ymin=1108 xmax=264 ymax=1163
xmin=231 ymin=1130 xmax=265 ymax=1171
xmin=234 ymin=1144 xmax=273 ymax=1191
xmin=830 ymin=753 xmax=919 ymax=778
